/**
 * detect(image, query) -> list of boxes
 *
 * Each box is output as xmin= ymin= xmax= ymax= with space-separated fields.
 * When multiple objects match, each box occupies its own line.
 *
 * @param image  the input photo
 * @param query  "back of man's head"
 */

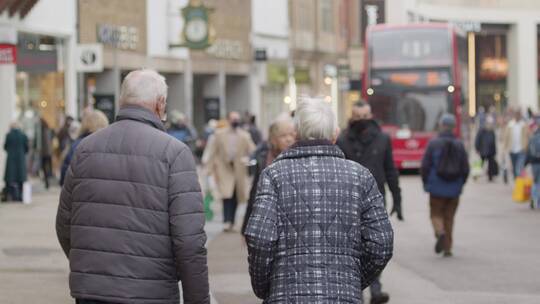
xmin=439 ymin=113 xmax=456 ymax=132
xmin=295 ymin=96 xmax=336 ymax=141
xmin=119 ymin=69 xmax=168 ymax=109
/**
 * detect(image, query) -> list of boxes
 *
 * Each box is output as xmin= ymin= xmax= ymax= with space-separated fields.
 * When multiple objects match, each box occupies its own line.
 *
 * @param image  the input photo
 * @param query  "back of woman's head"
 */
xmin=294 ymin=96 xmax=336 ymax=141
xmin=80 ymin=110 xmax=109 ymax=135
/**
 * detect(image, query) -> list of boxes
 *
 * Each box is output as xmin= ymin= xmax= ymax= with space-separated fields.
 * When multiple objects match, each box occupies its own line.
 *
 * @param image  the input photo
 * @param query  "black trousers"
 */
xmin=2 ymin=182 xmax=23 ymax=202
xmin=223 ymin=186 xmax=238 ymax=224
xmin=41 ymin=155 xmax=52 ymax=189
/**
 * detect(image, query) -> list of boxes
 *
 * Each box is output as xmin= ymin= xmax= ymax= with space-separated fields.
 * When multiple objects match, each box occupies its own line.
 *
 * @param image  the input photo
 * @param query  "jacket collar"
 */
xmin=276 ymin=140 xmax=344 ymax=161
xmin=115 ymin=105 xmax=165 ymax=132
xmin=347 ymin=120 xmax=380 ymax=143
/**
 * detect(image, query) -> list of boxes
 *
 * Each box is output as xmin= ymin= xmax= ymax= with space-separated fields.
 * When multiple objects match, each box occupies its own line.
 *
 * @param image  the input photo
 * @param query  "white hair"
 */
xmin=294 ymin=96 xmax=336 ymax=141
xmin=119 ymin=69 xmax=168 ymax=107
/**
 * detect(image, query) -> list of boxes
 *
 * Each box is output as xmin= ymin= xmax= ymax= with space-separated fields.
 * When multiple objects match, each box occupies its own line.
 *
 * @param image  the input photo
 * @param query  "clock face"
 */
xmin=185 ymin=18 xmax=208 ymax=42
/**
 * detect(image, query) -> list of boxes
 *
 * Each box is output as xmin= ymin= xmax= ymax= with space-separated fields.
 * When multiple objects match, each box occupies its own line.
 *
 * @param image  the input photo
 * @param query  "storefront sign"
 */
xmin=267 ymin=64 xmax=288 ymax=85
xmin=97 ymin=24 xmax=138 ymax=50
xmin=16 ymin=47 xmax=57 ymax=73
xmin=76 ymin=44 xmax=103 ymax=72
xmin=94 ymin=94 xmax=116 ymax=123
xmin=204 ymin=97 xmax=220 ymax=122
xmin=0 ymin=44 xmax=16 ymax=64
xmin=206 ymin=39 xmax=243 ymax=60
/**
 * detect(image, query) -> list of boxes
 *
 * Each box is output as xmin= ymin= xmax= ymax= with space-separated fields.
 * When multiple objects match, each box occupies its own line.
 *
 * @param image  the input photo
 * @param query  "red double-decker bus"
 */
xmin=363 ymin=23 xmax=468 ymax=169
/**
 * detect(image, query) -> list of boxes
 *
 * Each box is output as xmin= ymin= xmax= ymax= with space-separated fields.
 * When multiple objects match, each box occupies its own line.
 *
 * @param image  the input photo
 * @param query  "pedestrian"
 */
xmin=475 ymin=116 xmax=498 ymax=181
xmin=167 ymin=110 xmax=196 ymax=149
xmin=336 ymin=100 xmax=401 ymax=304
xmin=59 ymin=110 xmax=109 ymax=186
xmin=244 ymin=97 xmax=393 ymax=303
xmin=2 ymin=122 xmax=29 ymax=202
xmin=37 ymin=117 xmax=54 ymax=189
xmin=502 ymin=108 xmax=529 ymax=178
xmin=56 ymin=69 xmax=209 ymax=304
xmin=421 ymin=114 xmax=469 ymax=257
xmin=525 ymin=117 xmax=540 ymax=209
xmin=245 ymin=114 xmax=263 ymax=146
xmin=203 ymin=111 xmax=255 ymax=232
xmin=56 ymin=115 xmax=74 ymax=155
xmin=241 ymin=113 xmax=296 ymax=235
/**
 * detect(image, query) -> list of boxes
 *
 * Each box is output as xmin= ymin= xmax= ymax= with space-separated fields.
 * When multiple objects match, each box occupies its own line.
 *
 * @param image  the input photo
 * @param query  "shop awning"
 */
xmin=0 ymin=0 xmax=40 ymax=19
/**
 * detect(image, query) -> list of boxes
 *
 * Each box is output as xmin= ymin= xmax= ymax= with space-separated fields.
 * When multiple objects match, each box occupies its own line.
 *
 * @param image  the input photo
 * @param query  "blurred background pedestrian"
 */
xmin=2 ymin=122 xmax=29 ymax=202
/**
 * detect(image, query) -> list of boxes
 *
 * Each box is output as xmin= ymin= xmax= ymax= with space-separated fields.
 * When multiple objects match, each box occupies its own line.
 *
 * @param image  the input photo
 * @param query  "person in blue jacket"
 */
xmin=421 ymin=114 xmax=469 ymax=257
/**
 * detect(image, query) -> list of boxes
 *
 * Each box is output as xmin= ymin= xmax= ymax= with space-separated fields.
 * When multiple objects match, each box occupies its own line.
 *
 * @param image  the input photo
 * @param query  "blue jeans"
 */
xmin=510 ymin=152 xmax=526 ymax=178
xmin=532 ymin=164 xmax=540 ymax=208
xmin=223 ymin=187 xmax=238 ymax=224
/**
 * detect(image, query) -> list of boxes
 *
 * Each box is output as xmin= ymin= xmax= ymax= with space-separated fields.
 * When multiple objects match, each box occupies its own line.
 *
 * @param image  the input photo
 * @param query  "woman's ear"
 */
xmin=332 ymin=127 xmax=340 ymax=144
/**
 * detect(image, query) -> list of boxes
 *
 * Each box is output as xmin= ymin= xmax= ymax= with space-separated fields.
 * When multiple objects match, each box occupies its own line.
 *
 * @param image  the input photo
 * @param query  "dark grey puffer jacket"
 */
xmin=56 ymin=105 xmax=209 ymax=304
xmin=244 ymin=140 xmax=393 ymax=304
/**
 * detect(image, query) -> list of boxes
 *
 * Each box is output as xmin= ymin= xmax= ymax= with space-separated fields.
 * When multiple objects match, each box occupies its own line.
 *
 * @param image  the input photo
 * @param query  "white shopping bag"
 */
xmin=22 ymin=182 xmax=32 ymax=204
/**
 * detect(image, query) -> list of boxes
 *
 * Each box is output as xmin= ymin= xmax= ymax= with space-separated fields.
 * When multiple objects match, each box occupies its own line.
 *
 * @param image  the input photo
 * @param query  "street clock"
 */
xmin=173 ymin=0 xmax=214 ymax=50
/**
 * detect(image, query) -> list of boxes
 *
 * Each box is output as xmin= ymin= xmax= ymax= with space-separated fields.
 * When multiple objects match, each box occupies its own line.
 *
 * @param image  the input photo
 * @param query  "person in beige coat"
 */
xmin=502 ymin=109 xmax=530 ymax=178
xmin=203 ymin=111 xmax=255 ymax=231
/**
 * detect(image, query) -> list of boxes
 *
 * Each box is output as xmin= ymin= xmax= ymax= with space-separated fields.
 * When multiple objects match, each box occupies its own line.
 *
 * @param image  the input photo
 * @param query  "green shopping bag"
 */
xmin=203 ymin=190 xmax=214 ymax=221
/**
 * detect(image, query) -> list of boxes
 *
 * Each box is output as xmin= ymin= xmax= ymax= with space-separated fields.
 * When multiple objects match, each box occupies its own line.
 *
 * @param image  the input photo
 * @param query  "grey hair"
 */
xmin=294 ymin=96 xmax=336 ymax=141
xmin=119 ymin=69 xmax=168 ymax=107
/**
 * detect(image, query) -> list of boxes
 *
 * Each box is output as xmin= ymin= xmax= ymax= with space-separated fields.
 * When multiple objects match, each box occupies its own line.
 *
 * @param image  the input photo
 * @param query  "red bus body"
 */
xmin=363 ymin=23 xmax=467 ymax=169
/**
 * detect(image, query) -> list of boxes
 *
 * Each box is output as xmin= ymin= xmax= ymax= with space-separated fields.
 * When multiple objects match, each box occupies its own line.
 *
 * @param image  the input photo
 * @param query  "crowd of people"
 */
xmin=0 ymin=68 xmax=537 ymax=304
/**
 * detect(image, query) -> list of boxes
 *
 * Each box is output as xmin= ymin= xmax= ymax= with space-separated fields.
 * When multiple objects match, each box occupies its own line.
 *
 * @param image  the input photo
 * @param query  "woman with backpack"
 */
xmin=525 ymin=118 xmax=540 ymax=209
xmin=421 ymin=114 xmax=470 ymax=257
xmin=475 ymin=116 xmax=498 ymax=181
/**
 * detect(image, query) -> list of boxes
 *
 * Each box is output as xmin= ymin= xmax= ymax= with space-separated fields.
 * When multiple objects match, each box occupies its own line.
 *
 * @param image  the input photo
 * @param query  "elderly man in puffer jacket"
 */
xmin=56 ymin=69 xmax=209 ymax=304
xmin=244 ymin=97 xmax=394 ymax=304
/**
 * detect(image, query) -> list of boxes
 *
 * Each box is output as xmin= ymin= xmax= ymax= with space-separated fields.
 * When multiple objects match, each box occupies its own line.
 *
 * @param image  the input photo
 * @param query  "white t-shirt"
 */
xmin=511 ymin=120 xmax=525 ymax=153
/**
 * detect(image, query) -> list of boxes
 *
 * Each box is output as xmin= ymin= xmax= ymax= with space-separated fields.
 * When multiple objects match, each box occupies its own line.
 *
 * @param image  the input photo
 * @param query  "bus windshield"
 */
xmin=370 ymin=90 xmax=454 ymax=132
xmin=370 ymin=28 xmax=452 ymax=69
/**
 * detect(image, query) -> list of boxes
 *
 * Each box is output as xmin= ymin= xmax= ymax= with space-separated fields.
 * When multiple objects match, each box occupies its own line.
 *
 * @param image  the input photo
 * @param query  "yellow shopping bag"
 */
xmin=512 ymin=175 xmax=533 ymax=203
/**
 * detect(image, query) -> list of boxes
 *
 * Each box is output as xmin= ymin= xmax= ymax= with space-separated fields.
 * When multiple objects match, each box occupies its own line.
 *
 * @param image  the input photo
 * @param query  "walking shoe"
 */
xmin=435 ymin=234 xmax=445 ymax=254
xmin=370 ymin=292 xmax=390 ymax=304
xmin=443 ymin=251 xmax=453 ymax=257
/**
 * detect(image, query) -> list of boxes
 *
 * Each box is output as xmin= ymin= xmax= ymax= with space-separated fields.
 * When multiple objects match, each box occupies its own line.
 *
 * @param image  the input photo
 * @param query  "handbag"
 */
xmin=512 ymin=173 xmax=532 ymax=203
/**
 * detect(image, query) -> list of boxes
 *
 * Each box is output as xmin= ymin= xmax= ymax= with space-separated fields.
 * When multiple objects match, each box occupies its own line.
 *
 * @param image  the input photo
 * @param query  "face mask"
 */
xmin=349 ymin=119 xmax=371 ymax=134
xmin=231 ymin=121 xmax=241 ymax=129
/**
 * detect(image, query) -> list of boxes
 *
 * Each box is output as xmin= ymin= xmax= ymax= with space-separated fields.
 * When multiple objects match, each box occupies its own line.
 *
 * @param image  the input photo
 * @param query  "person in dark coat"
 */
xmin=56 ymin=69 xmax=209 ymax=304
xmin=59 ymin=110 xmax=109 ymax=186
xmin=421 ymin=114 xmax=469 ymax=257
xmin=2 ymin=122 xmax=29 ymax=202
xmin=475 ymin=116 xmax=498 ymax=181
xmin=38 ymin=118 xmax=54 ymax=189
xmin=241 ymin=114 xmax=295 ymax=234
xmin=244 ymin=97 xmax=393 ymax=304
xmin=245 ymin=114 xmax=263 ymax=146
xmin=336 ymin=100 xmax=401 ymax=304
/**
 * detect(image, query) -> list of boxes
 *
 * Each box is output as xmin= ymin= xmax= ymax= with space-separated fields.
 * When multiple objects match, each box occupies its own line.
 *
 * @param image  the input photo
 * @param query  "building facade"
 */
xmin=0 ymin=0 xmax=77 ymax=186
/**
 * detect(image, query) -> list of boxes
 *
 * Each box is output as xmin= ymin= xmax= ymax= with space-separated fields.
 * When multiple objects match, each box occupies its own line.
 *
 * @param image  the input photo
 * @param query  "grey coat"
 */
xmin=56 ymin=105 xmax=209 ymax=304
xmin=244 ymin=140 xmax=393 ymax=304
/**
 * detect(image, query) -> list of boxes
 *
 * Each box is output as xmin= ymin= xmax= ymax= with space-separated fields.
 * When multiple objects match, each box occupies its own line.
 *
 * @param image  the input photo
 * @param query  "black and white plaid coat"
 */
xmin=244 ymin=140 xmax=394 ymax=303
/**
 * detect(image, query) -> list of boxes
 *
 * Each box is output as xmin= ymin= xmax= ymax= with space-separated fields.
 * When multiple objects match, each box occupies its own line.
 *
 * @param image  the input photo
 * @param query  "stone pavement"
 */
xmin=2 ymin=175 xmax=539 ymax=304
xmin=207 ymin=175 xmax=540 ymax=304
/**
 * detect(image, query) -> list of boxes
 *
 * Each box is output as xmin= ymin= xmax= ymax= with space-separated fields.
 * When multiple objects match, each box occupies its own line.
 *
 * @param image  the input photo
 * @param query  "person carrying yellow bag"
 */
xmin=524 ymin=119 xmax=540 ymax=209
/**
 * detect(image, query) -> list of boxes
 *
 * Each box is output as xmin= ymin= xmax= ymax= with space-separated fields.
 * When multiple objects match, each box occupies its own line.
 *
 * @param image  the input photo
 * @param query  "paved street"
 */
xmin=1 ymin=175 xmax=539 ymax=303
xmin=208 ymin=175 xmax=540 ymax=304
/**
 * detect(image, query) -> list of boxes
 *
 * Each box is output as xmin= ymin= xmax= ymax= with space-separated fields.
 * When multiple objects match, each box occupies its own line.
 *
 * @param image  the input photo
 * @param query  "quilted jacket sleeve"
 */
xmin=359 ymin=171 xmax=394 ymax=289
xmin=56 ymin=152 xmax=76 ymax=258
xmin=168 ymin=147 xmax=210 ymax=304
xmin=244 ymin=168 xmax=279 ymax=299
